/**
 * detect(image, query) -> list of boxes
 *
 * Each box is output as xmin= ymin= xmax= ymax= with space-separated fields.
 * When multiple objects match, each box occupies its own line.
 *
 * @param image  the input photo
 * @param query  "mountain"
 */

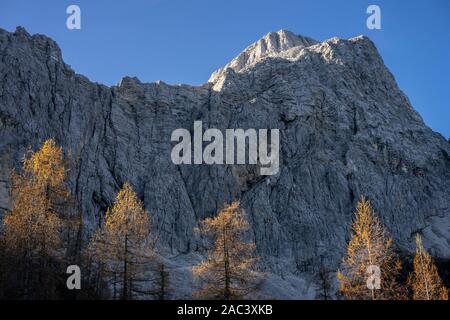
xmin=209 ymin=29 xmax=318 ymax=83
xmin=0 ymin=27 xmax=449 ymax=298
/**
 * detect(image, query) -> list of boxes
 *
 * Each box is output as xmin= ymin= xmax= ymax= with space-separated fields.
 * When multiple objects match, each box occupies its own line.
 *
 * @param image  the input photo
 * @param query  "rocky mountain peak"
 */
xmin=2 ymin=26 xmax=64 ymax=65
xmin=208 ymin=29 xmax=318 ymax=83
xmin=0 ymin=26 xmax=449 ymax=298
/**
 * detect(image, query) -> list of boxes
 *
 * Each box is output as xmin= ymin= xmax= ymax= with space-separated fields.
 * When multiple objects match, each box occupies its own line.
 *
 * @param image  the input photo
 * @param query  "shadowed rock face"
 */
xmin=0 ymin=27 xmax=449 ymax=296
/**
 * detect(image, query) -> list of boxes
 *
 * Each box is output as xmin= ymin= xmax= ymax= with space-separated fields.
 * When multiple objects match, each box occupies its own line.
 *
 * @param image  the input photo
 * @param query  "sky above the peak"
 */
xmin=0 ymin=0 xmax=449 ymax=138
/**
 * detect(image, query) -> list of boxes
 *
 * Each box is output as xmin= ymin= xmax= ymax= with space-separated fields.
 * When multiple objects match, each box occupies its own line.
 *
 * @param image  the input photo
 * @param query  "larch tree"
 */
xmin=337 ymin=197 xmax=405 ymax=300
xmin=1 ymin=139 xmax=69 ymax=298
xmin=150 ymin=261 xmax=170 ymax=300
xmin=89 ymin=182 xmax=153 ymax=300
xmin=192 ymin=201 xmax=262 ymax=300
xmin=315 ymin=266 xmax=333 ymax=300
xmin=408 ymin=234 xmax=448 ymax=300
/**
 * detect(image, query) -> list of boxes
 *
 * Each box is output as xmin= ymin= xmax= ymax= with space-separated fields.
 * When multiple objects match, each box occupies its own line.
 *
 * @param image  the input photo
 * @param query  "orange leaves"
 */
xmin=103 ymin=182 xmax=149 ymax=242
xmin=339 ymin=197 xmax=448 ymax=300
xmin=408 ymin=234 xmax=448 ymax=300
xmin=89 ymin=182 xmax=153 ymax=299
xmin=192 ymin=201 xmax=261 ymax=300
xmin=3 ymin=139 xmax=66 ymax=257
xmin=23 ymin=139 xmax=66 ymax=189
xmin=338 ymin=197 xmax=405 ymax=300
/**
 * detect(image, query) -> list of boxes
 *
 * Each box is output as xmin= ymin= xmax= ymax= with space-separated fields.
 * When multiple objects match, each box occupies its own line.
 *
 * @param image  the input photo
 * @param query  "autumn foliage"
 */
xmin=89 ymin=182 xmax=154 ymax=299
xmin=337 ymin=197 xmax=405 ymax=300
xmin=408 ymin=234 xmax=448 ymax=300
xmin=0 ymin=141 xmax=449 ymax=300
xmin=192 ymin=201 xmax=262 ymax=300
xmin=1 ymin=139 xmax=68 ymax=298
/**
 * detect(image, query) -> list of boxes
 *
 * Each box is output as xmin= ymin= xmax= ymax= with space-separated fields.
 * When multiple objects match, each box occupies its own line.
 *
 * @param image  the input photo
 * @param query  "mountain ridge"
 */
xmin=0 ymin=26 xmax=449 ymax=298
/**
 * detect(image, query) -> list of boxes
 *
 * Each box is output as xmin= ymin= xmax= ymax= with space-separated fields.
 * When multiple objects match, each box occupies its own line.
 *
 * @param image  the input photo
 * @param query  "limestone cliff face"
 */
xmin=0 ymin=27 xmax=449 ymax=297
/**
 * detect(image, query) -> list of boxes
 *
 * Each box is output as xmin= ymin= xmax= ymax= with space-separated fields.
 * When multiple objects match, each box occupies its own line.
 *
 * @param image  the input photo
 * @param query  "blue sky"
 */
xmin=0 ymin=0 xmax=449 ymax=138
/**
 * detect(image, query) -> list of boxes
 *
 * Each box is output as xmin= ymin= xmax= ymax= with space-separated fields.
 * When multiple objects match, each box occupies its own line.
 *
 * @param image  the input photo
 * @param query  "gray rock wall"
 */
xmin=0 ymin=27 xmax=449 ymax=294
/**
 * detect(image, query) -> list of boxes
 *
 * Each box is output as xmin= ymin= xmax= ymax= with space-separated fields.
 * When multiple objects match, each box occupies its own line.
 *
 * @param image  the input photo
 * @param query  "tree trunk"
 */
xmin=122 ymin=235 xmax=128 ymax=300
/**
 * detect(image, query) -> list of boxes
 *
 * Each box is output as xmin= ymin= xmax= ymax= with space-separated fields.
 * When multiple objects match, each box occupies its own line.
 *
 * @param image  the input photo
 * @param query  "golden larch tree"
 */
xmin=337 ymin=197 xmax=405 ymax=300
xmin=408 ymin=234 xmax=448 ymax=300
xmin=1 ymin=139 xmax=68 ymax=298
xmin=89 ymin=182 xmax=153 ymax=300
xmin=192 ymin=201 xmax=262 ymax=300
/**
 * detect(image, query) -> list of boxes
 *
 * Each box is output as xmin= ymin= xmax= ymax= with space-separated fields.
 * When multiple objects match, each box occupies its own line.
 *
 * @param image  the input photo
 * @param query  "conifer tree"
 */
xmin=192 ymin=201 xmax=262 ymax=299
xmin=408 ymin=234 xmax=448 ymax=300
xmin=89 ymin=182 xmax=153 ymax=300
xmin=1 ymin=139 xmax=69 ymax=299
xmin=150 ymin=262 xmax=170 ymax=300
xmin=337 ymin=197 xmax=405 ymax=300
xmin=315 ymin=266 xmax=333 ymax=300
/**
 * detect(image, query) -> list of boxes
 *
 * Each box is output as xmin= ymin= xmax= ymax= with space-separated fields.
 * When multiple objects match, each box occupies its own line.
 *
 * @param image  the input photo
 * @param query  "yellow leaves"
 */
xmin=338 ymin=196 xmax=405 ymax=300
xmin=89 ymin=182 xmax=153 ymax=299
xmin=408 ymin=234 xmax=448 ymax=300
xmin=23 ymin=139 xmax=66 ymax=189
xmin=201 ymin=201 xmax=249 ymax=231
xmin=2 ymin=139 xmax=66 ymax=257
xmin=192 ymin=201 xmax=261 ymax=299
xmin=102 ymin=182 xmax=149 ymax=242
xmin=338 ymin=197 xmax=449 ymax=301
xmin=337 ymin=269 xmax=351 ymax=296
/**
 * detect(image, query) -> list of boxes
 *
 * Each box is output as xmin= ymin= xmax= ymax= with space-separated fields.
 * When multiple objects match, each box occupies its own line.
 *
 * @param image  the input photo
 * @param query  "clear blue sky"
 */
xmin=0 ymin=0 xmax=449 ymax=138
